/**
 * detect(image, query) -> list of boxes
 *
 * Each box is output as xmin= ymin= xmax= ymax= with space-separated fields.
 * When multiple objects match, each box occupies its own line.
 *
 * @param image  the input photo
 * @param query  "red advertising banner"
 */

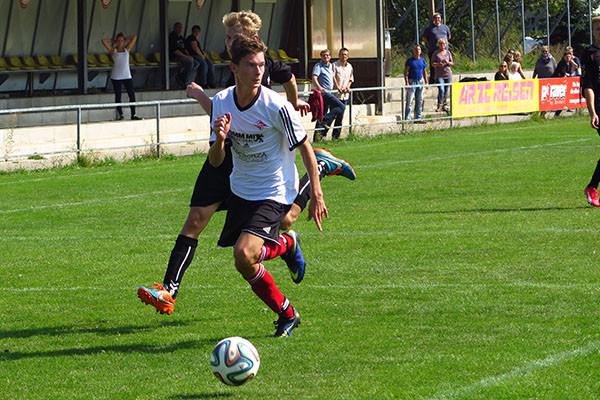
xmin=538 ymin=77 xmax=586 ymax=111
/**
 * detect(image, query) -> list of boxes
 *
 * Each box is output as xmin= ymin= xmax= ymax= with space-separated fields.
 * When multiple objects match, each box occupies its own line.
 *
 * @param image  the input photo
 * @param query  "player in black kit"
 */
xmin=583 ymin=16 xmax=600 ymax=207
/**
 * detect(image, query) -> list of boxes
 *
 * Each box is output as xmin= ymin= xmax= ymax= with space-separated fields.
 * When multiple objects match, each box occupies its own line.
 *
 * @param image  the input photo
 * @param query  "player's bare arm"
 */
xmin=208 ymin=113 xmax=231 ymax=167
xmin=297 ymin=140 xmax=328 ymax=231
xmin=186 ymin=82 xmax=212 ymax=114
xmin=282 ymin=75 xmax=310 ymax=117
xmin=584 ymin=88 xmax=599 ymax=129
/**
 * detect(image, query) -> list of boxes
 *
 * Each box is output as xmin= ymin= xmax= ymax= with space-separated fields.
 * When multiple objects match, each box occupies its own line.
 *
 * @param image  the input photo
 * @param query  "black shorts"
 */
xmin=217 ymin=195 xmax=292 ymax=248
xmin=189 ymin=145 xmax=233 ymax=210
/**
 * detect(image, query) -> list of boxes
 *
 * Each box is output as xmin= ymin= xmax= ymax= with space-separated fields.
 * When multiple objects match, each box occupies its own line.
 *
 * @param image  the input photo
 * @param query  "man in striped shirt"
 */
xmin=209 ymin=36 xmax=326 ymax=337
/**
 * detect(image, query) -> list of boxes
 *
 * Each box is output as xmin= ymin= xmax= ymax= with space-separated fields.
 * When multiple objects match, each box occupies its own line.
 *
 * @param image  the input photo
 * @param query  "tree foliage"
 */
xmin=387 ymin=0 xmax=600 ymax=56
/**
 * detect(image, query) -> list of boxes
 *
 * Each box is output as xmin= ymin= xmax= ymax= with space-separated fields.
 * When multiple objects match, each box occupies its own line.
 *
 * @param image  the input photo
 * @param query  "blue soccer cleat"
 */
xmin=281 ymin=230 xmax=305 ymax=284
xmin=273 ymin=307 xmax=301 ymax=338
xmin=314 ymin=148 xmax=357 ymax=180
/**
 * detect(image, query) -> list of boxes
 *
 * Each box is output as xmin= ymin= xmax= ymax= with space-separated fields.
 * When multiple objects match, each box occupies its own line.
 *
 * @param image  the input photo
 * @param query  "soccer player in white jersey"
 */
xmin=137 ymin=10 xmax=355 ymax=316
xmin=209 ymin=36 xmax=325 ymax=337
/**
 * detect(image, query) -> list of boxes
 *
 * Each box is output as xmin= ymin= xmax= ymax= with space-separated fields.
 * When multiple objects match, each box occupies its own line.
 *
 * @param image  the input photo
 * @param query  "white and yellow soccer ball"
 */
xmin=210 ymin=337 xmax=260 ymax=386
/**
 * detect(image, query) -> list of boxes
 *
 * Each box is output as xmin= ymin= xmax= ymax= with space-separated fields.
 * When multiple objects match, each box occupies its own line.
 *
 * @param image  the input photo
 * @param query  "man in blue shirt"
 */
xmin=422 ymin=13 xmax=451 ymax=82
xmin=404 ymin=44 xmax=428 ymax=121
xmin=312 ymin=49 xmax=346 ymax=141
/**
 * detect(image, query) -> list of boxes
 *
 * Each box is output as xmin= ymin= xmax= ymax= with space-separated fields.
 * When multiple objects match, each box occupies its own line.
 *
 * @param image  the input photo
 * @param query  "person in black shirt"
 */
xmin=583 ymin=16 xmax=600 ymax=207
xmin=494 ymin=61 xmax=508 ymax=80
xmin=185 ymin=24 xmax=215 ymax=88
xmin=169 ymin=22 xmax=199 ymax=87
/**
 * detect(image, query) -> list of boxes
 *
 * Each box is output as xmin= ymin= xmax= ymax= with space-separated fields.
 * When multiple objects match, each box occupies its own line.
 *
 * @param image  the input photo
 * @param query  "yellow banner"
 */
xmin=451 ymin=79 xmax=539 ymax=118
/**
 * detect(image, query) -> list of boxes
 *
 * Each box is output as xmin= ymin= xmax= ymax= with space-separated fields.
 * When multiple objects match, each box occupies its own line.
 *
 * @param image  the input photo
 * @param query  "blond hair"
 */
xmin=222 ymin=10 xmax=262 ymax=37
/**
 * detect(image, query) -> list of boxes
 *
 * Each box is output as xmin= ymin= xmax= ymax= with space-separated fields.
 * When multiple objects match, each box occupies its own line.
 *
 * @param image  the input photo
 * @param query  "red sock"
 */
xmin=247 ymin=264 xmax=294 ymax=318
xmin=259 ymin=233 xmax=293 ymax=261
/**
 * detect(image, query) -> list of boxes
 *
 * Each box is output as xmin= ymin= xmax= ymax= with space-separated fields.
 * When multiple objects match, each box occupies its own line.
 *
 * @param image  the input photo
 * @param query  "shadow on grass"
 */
xmin=0 ymin=338 xmax=223 ymax=361
xmin=171 ymin=394 xmax=233 ymax=399
xmin=0 ymin=319 xmax=194 ymax=339
xmin=411 ymin=206 xmax=588 ymax=214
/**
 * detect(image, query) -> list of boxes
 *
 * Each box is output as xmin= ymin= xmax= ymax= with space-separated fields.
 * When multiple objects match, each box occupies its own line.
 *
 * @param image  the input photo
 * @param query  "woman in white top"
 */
xmin=102 ymin=33 xmax=141 ymax=120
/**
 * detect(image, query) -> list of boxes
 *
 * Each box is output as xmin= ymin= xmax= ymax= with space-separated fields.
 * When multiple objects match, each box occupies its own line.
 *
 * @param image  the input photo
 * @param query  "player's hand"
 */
xmin=307 ymin=195 xmax=328 ymax=231
xmin=295 ymin=98 xmax=310 ymax=117
xmin=186 ymin=82 xmax=204 ymax=98
xmin=591 ymin=113 xmax=599 ymax=130
xmin=213 ymin=113 xmax=231 ymax=141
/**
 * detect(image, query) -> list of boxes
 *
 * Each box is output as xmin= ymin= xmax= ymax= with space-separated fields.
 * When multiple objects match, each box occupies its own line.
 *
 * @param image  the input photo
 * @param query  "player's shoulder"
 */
xmin=213 ymin=86 xmax=235 ymax=101
xmin=259 ymin=86 xmax=288 ymax=108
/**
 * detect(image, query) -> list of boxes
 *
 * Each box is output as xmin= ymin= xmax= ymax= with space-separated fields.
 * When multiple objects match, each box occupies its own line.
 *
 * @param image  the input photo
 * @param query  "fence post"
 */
xmin=449 ymin=84 xmax=453 ymax=129
xmin=76 ymin=106 xmax=81 ymax=156
xmin=156 ymin=103 xmax=161 ymax=158
xmin=349 ymin=90 xmax=353 ymax=136
xmin=401 ymin=84 xmax=405 ymax=132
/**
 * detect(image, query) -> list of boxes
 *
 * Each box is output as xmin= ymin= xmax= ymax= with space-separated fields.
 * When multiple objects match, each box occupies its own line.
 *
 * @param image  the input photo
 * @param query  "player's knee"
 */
xmin=233 ymin=245 xmax=259 ymax=267
xmin=280 ymin=213 xmax=296 ymax=231
xmin=185 ymin=207 xmax=213 ymax=231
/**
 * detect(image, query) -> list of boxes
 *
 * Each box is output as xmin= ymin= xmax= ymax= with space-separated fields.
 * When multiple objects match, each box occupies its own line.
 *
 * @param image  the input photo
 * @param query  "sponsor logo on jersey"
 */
xmin=254 ymin=120 xmax=268 ymax=130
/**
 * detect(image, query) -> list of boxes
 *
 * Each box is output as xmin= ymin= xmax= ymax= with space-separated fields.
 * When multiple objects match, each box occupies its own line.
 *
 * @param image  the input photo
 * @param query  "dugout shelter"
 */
xmin=0 ymin=0 xmax=385 ymax=108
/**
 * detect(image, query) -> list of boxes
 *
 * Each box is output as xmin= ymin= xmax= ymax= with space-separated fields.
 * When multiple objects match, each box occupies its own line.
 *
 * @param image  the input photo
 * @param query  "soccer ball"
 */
xmin=210 ymin=337 xmax=260 ymax=386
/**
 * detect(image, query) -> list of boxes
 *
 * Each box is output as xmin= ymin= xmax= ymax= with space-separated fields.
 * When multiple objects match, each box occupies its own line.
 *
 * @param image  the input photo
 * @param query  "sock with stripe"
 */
xmin=258 ymin=233 xmax=294 ymax=262
xmin=247 ymin=263 xmax=294 ymax=318
xmin=293 ymin=162 xmax=327 ymax=211
xmin=163 ymin=234 xmax=198 ymax=298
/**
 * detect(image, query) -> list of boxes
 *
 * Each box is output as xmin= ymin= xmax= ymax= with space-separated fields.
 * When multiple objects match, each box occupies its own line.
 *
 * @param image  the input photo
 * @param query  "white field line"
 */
xmin=0 ymin=123 xmax=591 ymax=187
xmin=2 ymin=227 xmax=600 ymax=241
xmin=0 ymin=187 xmax=190 ymax=214
xmin=356 ymin=138 xmax=592 ymax=169
xmin=0 ymin=138 xmax=591 ymax=214
xmin=427 ymin=340 xmax=600 ymax=400
xmin=2 ymin=281 xmax=598 ymax=292
xmin=0 ymin=158 xmax=203 ymax=186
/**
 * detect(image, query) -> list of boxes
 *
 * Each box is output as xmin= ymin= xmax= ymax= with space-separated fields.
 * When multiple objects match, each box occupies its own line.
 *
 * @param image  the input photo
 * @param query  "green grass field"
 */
xmin=2 ymin=116 xmax=600 ymax=399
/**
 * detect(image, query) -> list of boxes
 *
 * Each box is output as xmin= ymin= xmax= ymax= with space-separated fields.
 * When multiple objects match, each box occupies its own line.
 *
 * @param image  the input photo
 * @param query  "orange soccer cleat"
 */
xmin=137 ymin=282 xmax=176 ymax=314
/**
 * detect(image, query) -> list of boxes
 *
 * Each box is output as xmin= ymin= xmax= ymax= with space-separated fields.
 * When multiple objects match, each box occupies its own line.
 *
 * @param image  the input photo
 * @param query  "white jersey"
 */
xmin=211 ymin=86 xmax=306 ymax=205
xmin=111 ymin=49 xmax=132 ymax=80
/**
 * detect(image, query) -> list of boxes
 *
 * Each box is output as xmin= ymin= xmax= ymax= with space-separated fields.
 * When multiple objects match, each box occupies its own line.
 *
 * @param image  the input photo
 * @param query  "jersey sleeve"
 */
xmin=582 ymin=49 xmax=595 ymax=90
xmin=277 ymin=102 xmax=307 ymax=151
xmin=268 ymin=58 xmax=293 ymax=85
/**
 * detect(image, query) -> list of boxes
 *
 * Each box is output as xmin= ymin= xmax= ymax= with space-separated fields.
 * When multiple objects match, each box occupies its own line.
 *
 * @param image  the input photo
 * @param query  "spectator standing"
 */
xmin=565 ymin=46 xmax=581 ymax=76
xmin=403 ymin=44 xmax=428 ymax=121
xmin=312 ymin=49 xmax=346 ymax=141
xmin=101 ymin=33 xmax=141 ymax=120
xmin=508 ymin=62 xmax=522 ymax=80
xmin=332 ymin=47 xmax=354 ymax=139
xmin=553 ymin=51 xmax=578 ymax=78
xmin=422 ymin=12 xmax=451 ymax=83
xmin=494 ymin=61 xmax=509 ymax=80
xmin=431 ymin=38 xmax=453 ymax=112
xmin=169 ymin=22 xmax=199 ymax=88
xmin=532 ymin=46 xmax=557 ymax=78
xmin=185 ymin=24 xmax=215 ymax=88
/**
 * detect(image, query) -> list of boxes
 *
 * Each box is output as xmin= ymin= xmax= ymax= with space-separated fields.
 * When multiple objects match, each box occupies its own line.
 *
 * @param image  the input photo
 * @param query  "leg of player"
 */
xmin=281 ymin=148 xmax=356 ymax=231
xmin=137 ymin=202 xmax=220 ymax=314
xmin=234 ymin=232 xmax=300 ymax=337
xmin=585 ymin=159 xmax=600 ymax=207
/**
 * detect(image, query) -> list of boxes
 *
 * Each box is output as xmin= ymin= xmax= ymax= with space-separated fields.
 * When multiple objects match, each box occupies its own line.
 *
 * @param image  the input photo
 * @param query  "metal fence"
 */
xmin=0 ymin=82 xmax=458 ymax=161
